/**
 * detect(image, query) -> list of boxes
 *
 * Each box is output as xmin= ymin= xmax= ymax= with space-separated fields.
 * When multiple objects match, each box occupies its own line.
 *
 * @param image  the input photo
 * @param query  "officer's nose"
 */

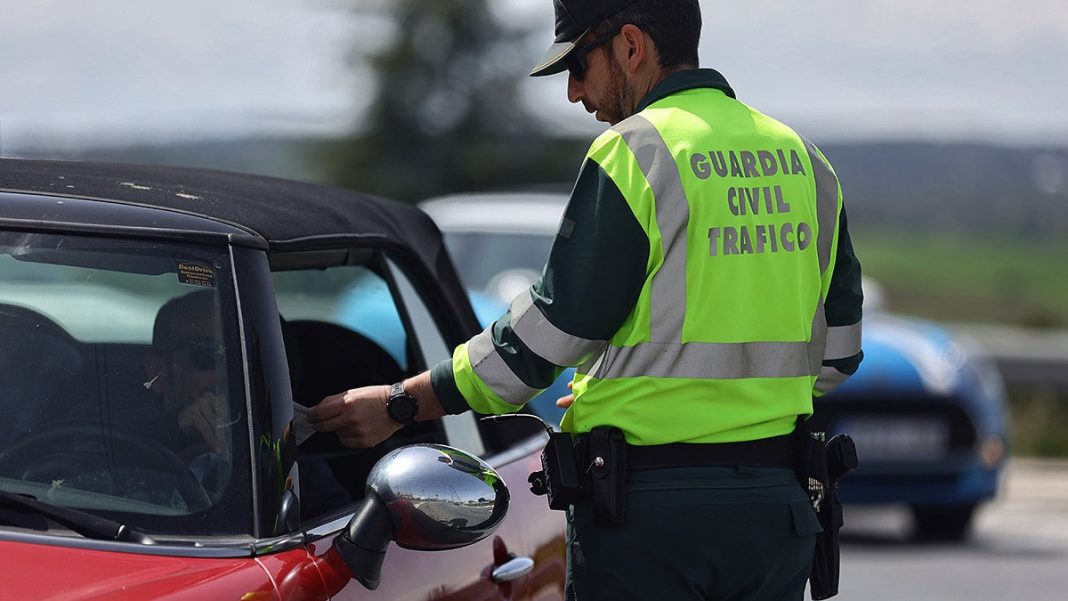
xmin=567 ymin=73 xmax=584 ymax=104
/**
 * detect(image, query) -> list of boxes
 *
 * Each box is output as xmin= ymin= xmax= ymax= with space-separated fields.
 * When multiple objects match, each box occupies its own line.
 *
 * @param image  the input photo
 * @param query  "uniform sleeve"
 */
xmin=431 ymin=158 xmax=650 ymax=414
xmin=814 ymin=206 xmax=864 ymax=396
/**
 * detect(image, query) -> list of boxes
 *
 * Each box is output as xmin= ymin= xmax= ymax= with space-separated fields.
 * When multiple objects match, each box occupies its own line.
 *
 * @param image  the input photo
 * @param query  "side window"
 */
xmin=271 ymin=260 xmax=454 ymax=524
xmin=386 ymin=257 xmax=485 ymax=457
xmin=273 ymin=265 xmax=409 ymax=373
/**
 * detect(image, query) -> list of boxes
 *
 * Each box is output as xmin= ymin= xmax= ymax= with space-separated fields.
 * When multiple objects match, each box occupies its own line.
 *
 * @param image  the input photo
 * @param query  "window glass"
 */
xmin=273 ymin=261 xmax=456 ymax=522
xmin=273 ymin=266 xmax=408 ymax=370
xmin=0 ymin=231 xmax=248 ymax=538
xmin=386 ymin=257 xmax=484 ymax=457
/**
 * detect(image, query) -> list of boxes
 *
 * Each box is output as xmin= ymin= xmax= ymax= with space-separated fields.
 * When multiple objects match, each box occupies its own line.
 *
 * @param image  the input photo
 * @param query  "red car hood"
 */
xmin=0 ymin=539 xmax=306 ymax=600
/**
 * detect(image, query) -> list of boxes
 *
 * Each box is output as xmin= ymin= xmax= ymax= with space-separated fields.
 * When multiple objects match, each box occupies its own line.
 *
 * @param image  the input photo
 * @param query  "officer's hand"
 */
xmin=556 ymin=381 xmax=574 ymax=409
xmin=309 ymin=385 xmax=401 ymax=448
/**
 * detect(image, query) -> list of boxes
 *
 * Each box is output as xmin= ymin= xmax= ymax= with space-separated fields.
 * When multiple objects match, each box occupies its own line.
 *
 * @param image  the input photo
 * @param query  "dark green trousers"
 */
xmin=565 ymin=466 xmax=820 ymax=601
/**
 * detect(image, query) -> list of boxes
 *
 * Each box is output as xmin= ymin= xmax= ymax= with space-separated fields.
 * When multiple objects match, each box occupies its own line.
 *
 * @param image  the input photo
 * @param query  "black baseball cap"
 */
xmin=530 ymin=0 xmax=639 ymax=77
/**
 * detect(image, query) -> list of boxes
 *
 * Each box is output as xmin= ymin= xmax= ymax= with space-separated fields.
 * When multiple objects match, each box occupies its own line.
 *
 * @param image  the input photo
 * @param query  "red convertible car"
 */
xmin=0 ymin=160 xmax=564 ymax=599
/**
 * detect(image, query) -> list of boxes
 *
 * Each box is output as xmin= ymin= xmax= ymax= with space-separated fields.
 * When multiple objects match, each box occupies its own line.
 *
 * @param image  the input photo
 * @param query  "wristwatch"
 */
xmin=386 ymin=381 xmax=419 ymax=425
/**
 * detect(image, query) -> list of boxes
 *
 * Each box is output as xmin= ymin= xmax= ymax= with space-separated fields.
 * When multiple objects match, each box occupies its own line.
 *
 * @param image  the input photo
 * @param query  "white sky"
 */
xmin=1 ymin=0 xmax=1066 ymax=151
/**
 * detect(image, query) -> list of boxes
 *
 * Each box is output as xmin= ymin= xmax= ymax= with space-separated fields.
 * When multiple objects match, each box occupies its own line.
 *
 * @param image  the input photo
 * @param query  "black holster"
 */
xmin=794 ymin=420 xmax=858 ymax=600
xmin=578 ymin=426 xmax=628 ymax=527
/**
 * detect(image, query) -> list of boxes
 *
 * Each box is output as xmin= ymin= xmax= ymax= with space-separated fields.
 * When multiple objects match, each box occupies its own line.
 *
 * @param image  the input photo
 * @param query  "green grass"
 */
xmin=1007 ymin=388 xmax=1068 ymax=457
xmin=852 ymin=229 xmax=1068 ymax=457
xmin=852 ymin=229 xmax=1068 ymax=327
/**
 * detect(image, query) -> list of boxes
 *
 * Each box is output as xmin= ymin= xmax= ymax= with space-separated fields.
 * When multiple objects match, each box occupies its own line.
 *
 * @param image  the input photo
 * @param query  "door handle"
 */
xmin=490 ymin=556 xmax=535 ymax=583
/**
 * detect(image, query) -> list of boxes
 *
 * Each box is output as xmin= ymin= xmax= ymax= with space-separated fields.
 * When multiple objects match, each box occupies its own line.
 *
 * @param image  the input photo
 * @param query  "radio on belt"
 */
xmin=479 ymin=414 xmax=581 ymax=510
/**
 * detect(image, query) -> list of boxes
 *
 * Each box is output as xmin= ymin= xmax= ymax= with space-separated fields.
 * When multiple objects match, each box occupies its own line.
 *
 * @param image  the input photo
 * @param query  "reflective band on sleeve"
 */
xmin=803 ymin=139 xmax=840 ymax=276
xmin=814 ymin=365 xmax=851 ymax=395
xmin=825 ymin=322 xmax=862 ymax=360
xmin=594 ymin=340 xmax=816 ymax=380
xmin=468 ymin=327 xmax=538 ymax=405
xmin=808 ymin=300 xmax=828 ymax=373
xmin=614 ymin=115 xmax=689 ymax=342
xmin=509 ymin=290 xmax=607 ymax=367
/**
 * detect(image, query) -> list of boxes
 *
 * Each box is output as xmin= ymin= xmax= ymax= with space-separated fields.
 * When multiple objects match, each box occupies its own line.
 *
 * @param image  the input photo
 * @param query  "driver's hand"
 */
xmin=308 ymin=385 xmax=400 ymax=448
xmin=178 ymin=391 xmax=227 ymax=455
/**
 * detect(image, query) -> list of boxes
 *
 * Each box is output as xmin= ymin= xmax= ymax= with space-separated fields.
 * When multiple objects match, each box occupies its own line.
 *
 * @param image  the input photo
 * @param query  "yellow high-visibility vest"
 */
xmin=557 ymin=87 xmax=854 ymax=444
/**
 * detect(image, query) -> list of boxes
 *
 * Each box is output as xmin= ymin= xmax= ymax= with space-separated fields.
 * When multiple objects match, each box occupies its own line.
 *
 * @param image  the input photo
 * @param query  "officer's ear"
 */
xmin=617 ymin=23 xmax=649 ymax=74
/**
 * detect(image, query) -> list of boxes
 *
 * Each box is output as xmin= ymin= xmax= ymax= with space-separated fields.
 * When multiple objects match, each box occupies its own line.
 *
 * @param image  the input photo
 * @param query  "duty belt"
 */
xmin=622 ymin=432 xmax=798 ymax=471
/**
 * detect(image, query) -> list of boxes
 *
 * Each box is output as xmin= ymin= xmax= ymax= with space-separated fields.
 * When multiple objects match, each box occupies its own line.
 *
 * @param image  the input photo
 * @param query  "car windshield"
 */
xmin=0 ymin=231 xmax=250 ymax=539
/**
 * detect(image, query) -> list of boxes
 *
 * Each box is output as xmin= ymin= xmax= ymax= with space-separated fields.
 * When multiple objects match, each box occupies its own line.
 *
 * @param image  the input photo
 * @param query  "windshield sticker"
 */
xmin=177 ymin=262 xmax=216 ymax=287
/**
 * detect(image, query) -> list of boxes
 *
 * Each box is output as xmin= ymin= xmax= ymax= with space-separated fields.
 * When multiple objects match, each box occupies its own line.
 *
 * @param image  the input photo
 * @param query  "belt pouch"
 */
xmin=542 ymin=431 xmax=581 ymax=510
xmin=587 ymin=426 xmax=627 ymax=527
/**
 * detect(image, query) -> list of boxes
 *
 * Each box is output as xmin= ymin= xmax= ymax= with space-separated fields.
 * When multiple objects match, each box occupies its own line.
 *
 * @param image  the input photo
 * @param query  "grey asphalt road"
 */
xmin=835 ymin=459 xmax=1068 ymax=600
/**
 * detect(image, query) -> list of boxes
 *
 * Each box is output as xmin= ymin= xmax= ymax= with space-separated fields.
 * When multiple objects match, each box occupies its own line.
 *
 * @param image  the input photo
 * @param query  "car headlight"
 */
xmin=980 ymin=434 xmax=1006 ymax=469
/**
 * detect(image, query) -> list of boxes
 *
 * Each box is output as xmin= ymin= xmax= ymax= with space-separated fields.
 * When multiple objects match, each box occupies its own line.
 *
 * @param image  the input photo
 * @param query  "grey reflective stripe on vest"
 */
xmin=595 ymin=340 xmax=815 ymax=380
xmin=803 ymin=138 xmax=840 ymax=275
xmin=468 ymin=327 xmax=537 ymax=405
xmin=825 ymin=322 xmax=862 ymax=360
xmin=586 ymin=305 xmax=828 ymax=380
xmin=613 ymin=115 xmax=688 ymax=342
xmin=510 ymin=290 xmax=607 ymax=366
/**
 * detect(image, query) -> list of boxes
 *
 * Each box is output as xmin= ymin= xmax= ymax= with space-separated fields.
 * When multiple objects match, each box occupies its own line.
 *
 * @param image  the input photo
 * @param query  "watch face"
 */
xmin=388 ymin=394 xmax=418 ymax=424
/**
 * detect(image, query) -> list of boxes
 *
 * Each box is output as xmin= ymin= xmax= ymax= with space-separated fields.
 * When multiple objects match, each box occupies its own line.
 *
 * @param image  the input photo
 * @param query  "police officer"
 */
xmin=310 ymin=1 xmax=863 ymax=599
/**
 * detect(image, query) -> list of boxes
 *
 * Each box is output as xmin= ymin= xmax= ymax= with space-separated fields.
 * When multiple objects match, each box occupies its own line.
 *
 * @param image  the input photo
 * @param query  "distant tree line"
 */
xmin=314 ymin=0 xmax=585 ymax=202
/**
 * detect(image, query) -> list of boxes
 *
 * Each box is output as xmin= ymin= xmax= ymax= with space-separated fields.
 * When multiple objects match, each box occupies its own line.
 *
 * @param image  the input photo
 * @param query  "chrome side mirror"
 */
xmin=334 ymin=444 xmax=510 ymax=589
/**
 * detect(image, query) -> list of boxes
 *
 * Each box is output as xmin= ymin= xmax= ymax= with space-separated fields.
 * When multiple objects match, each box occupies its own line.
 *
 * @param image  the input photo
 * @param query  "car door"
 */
xmin=272 ymin=249 xmax=564 ymax=600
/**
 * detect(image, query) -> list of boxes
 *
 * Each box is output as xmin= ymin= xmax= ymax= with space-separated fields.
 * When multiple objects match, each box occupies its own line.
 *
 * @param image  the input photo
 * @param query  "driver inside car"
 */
xmin=143 ymin=289 xmax=232 ymax=482
xmin=144 ymin=289 xmax=348 ymax=517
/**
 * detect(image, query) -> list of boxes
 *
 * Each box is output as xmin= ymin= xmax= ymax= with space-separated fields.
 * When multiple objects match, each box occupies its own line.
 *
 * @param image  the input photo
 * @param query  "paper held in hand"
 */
xmin=292 ymin=403 xmax=315 ymax=446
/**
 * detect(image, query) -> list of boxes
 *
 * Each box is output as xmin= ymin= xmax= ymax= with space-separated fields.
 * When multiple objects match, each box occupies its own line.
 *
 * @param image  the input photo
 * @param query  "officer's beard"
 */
xmin=601 ymin=51 xmax=636 ymax=125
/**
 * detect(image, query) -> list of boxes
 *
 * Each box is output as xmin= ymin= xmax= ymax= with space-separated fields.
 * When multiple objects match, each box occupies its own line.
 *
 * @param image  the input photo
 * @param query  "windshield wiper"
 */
xmin=0 ymin=488 xmax=155 ymax=545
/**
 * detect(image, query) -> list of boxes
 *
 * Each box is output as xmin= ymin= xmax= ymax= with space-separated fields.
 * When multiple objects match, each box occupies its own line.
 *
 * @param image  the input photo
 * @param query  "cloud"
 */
xmin=2 ymin=0 xmax=1065 ymax=148
xmin=0 ymin=0 xmax=359 ymax=148
xmin=523 ymin=0 xmax=1068 ymax=142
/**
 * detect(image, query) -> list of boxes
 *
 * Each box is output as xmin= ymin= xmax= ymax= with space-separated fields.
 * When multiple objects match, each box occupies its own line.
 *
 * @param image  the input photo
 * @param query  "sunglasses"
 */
xmin=563 ymin=29 xmax=620 ymax=81
xmin=165 ymin=337 xmax=225 ymax=371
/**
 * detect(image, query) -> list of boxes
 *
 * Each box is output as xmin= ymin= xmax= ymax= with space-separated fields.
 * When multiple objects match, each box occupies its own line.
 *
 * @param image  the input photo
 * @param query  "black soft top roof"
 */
xmin=0 ymin=159 xmax=480 ymax=335
xmin=1 ymin=159 xmax=432 ymax=245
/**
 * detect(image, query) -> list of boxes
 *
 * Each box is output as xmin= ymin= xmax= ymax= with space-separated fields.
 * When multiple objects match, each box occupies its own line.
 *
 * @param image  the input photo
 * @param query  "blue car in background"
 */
xmin=814 ymin=281 xmax=1010 ymax=540
xmin=400 ymin=192 xmax=1008 ymax=540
